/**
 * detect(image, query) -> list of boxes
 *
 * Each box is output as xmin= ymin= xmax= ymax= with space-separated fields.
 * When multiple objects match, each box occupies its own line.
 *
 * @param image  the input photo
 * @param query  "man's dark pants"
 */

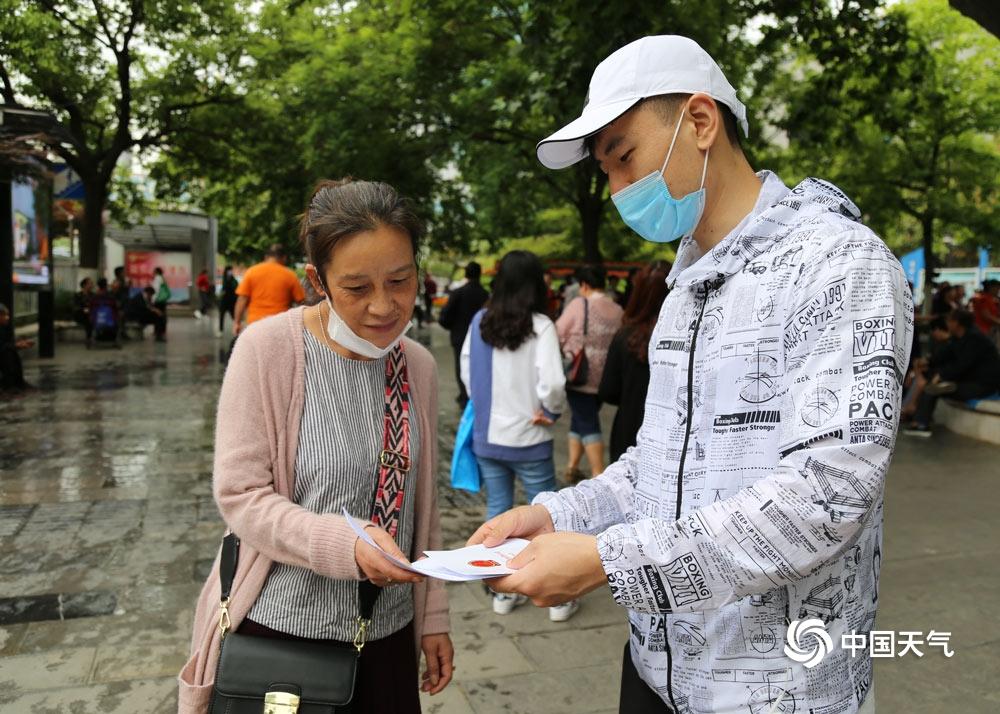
xmin=914 ymin=381 xmax=997 ymax=425
xmin=619 ymin=643 xmax=673 ymax=713
xmin=0 ymin=341 xmax=27 ymax=389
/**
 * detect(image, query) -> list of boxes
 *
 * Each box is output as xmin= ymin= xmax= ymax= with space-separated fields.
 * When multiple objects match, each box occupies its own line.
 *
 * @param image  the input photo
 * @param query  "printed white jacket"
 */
xmin=536 ymin=172 xmax=913 ymax=714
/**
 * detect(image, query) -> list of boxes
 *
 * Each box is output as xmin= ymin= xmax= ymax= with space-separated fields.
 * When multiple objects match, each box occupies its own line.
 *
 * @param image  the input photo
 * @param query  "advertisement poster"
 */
xmin=11 ymin=178 xmax=52 ymax=288
xmin=125 ymin=250 xmax=191 ymax=302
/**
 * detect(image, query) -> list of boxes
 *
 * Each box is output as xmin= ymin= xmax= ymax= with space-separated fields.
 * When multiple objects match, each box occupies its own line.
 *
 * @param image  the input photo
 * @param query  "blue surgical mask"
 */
xmin=611 ymin=108 xmax=710 ymax=243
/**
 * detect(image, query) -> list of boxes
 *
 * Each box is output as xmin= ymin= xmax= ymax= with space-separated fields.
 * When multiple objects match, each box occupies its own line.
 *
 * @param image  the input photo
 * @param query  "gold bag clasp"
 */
xmin=263 ymin=690 xmax=300 ymax=714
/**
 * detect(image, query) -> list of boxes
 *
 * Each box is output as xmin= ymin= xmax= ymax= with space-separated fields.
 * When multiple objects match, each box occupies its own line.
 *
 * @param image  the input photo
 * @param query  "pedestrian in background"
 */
xmin=194 ymin=268 xmax=213 ymax=320
xmin=422 ymin=271 xmax=438 ymax=325
xmin=460 ymin=250 xmax=574 ymax=620
xmin=599 ymin=260 xmax=671 ymax=462
xmin=438 ymin=261 xmax=488 ymax=408
xmin=232 ymin=244 xmax=305 ymax=336
xmin=152 ymin=266 xmax=170 ymax=338
xmin=556 ymin=263 xmax=623 ymax=483
xmin=216 ymin=266 xmax=239 ymax=337
xmin=73 ymin=277 xmax=94 ymax=346
xmin=971 ymin=279 xmax=1000 ymax=347
xmin=0 ymin=303 xmax=33 ymax=395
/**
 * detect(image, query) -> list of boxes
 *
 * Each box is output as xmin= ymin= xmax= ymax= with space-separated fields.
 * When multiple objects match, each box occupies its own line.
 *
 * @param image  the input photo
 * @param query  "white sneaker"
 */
xmin=194 ymin=310 xmax=204 ymax=319
xmin=492 ymin=593 xmax=528 ymax=615
xmin=549 ymin=600 xmax=580 ymax=622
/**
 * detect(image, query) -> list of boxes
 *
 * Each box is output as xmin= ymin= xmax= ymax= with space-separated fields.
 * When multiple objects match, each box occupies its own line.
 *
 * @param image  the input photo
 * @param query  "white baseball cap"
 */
xmin=536 ymin=35 xmax=749 ymax=170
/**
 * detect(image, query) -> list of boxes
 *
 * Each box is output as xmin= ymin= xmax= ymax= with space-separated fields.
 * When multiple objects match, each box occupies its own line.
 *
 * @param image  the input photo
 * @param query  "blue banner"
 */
xmin=900 ymin=248 xmax=924 ymax=288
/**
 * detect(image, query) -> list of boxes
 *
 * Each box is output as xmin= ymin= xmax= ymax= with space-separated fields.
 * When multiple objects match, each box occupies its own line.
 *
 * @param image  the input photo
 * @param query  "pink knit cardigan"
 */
xmin=177 ymin=308 xmax=450 ymax=712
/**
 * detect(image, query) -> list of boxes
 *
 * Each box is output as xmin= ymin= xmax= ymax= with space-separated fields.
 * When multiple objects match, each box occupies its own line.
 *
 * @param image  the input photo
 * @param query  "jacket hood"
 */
xmin=667 ymin=173 xmax=863 ymax=290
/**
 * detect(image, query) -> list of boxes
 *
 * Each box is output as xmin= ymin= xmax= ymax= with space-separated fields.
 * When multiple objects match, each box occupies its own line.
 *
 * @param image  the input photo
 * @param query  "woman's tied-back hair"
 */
xmin=622 ymin=260 xmax=671 ymax=363
xmin=480 ymin=250 xmax=548 ymax=351
xmin=299 ymin=178 xmax=423 ymax=286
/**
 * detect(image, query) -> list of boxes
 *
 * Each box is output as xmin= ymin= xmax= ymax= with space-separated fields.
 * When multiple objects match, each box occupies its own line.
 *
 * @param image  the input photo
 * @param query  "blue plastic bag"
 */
xmin=450 ymin=401 xmax=481 ymax=492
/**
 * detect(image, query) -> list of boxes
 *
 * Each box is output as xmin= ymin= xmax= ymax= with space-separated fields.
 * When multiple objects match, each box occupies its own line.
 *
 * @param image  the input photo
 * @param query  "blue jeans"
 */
xmin=476 ymin=456 xmax=556 ymax=519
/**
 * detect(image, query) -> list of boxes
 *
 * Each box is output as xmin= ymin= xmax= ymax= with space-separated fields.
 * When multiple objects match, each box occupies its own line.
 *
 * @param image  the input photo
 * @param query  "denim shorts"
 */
xmin=567 ymin=389 xmax=601 ymax=443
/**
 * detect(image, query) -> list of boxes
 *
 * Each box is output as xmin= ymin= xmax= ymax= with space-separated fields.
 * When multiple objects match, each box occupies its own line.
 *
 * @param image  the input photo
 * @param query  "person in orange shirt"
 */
xmin=232 ymin=244 xmax=305 ymax=335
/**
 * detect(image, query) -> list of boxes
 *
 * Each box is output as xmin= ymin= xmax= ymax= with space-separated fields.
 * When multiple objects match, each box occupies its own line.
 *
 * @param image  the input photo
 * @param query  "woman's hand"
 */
xmin=531 ymin=409 xmax=555 ymax=426
xmin=420 ymin=633 xmax=454 ymax=695
xmin=354 ymin=525 xmax=424 ymax=587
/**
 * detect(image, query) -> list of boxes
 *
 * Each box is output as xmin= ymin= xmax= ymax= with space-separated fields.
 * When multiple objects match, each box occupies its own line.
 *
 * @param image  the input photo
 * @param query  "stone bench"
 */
xmin=938 ymin=395 xmax=1000 ymax=445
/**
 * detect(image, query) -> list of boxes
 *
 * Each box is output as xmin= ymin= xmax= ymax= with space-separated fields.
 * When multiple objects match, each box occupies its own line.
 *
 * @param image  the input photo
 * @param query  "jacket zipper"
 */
xmin=664 ymin=281 xmax=712 ymax=714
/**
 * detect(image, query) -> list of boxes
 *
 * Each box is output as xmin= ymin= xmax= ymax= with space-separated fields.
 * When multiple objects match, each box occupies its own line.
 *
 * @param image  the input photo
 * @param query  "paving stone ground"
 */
xmin=1 ymin=316 xmax=997 ymax=713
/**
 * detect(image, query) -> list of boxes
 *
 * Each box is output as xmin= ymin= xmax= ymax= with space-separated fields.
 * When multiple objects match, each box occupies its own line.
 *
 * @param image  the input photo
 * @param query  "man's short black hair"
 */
xmin=267 ymin=243 xmax=286 ymax=259
xmin=79 ymin=278 xmax=91 ymax=289
xmin=97 ymin=277 xmax=108 ymax=290
xmin=947 ymin=309 xmax=974 ymax=330
xmin=585 ymin=93 xmax=742 ymax=158
xmin=144 ymin=286 xmax=155 ymax=296
xmin=466 ymin=261 xmax=482 ymax=281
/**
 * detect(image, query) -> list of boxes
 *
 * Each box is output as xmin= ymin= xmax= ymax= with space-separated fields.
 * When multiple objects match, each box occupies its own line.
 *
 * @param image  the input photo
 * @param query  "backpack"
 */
xmin=155 ymin=281 xmax=171 ymax=304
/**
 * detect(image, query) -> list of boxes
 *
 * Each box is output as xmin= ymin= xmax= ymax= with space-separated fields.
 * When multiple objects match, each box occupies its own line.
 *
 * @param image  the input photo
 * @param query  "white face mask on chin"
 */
xmin=324 ymin=298 xmax=411 ymax=359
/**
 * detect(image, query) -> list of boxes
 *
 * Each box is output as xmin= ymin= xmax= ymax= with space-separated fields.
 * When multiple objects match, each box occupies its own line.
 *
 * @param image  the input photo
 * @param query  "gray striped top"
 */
xmin=248 ymin=329 xmax=418 ymax=641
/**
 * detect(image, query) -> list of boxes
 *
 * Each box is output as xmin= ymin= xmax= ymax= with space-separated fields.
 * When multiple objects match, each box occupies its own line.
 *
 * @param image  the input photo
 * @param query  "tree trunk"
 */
xmin=78 ymin=178 xmax=106 ymax=270
xmin=575 ymin=164 xmax=606 ymax=264
xmin=921 ymin=212 xmax=935 ymax=315
xmin=579 ymin=201 xmax=603 ymax=264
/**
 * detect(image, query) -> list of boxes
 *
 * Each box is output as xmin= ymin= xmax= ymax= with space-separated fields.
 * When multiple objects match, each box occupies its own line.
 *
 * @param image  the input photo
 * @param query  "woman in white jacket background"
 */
xmin=461 ymin=251 xmax=576 ymax=621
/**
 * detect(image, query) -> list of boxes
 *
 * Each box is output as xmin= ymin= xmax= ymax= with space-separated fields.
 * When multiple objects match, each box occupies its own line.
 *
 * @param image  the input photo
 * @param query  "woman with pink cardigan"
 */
xmin=178 ymin=179 xmax=452 ymax=713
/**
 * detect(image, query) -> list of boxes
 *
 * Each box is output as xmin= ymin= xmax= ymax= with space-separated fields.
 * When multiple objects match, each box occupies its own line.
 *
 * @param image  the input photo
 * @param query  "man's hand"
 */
xmin=466 ymin=504 xmax=555 ymax=548
xmin=233 ymin=320 xmax=243 ymax=337
xmin=354 ymin=525 xmax=424 ymax=587
xmin=420 ymin=633 xmax=454 ymax=695
xmin=486 ymin=532 xmax=608 ymax=607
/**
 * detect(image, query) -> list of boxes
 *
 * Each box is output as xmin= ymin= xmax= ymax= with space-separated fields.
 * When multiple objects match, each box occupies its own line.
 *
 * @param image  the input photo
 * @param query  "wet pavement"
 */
xmin=1 ymin=315 xmax=998 ymax=713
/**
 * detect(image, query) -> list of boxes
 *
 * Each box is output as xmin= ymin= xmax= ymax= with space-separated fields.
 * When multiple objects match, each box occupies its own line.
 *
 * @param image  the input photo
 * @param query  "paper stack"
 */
xmin=343 ymin=508 xmax=528 ymax=582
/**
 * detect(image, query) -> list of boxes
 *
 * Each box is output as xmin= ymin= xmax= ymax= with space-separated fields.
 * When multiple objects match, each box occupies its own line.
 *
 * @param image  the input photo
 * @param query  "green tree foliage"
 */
xmin=147 ymin=0 xmax=995 ymax=278
xmin=0 ymin=0 xmax=246 ymax=268
xmin=760 ymin=0 xmax=999 ymax=305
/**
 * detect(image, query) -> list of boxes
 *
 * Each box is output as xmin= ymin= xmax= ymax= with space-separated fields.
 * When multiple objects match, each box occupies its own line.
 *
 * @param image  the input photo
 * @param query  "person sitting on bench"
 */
xmin=905 ymin=309 xmax=1000 ymax=437
xmin=73 ymin=277 xmax=95 ymax=345
xmin=126 ymin=287 xmax=167 ymax=342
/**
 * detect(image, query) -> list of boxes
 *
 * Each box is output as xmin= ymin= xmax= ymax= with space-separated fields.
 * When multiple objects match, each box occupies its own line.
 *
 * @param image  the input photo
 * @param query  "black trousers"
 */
xmin=240 ymin=618 xmax=421 ymax=714
xmin=452 ymin=342 xmax=468 ymax=408
xmin=0 ymin=342 xmax=26 ymax=389
xmin=619 ymin=643 xmax=674 ymax=713
xmin=914 ymin=380 xmax=997 ymax=425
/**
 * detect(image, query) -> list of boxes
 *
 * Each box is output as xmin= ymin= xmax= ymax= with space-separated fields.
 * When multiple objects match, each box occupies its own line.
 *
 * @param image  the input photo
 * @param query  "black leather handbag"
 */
xmin=208 ymin=533 xmax=381 ymax=714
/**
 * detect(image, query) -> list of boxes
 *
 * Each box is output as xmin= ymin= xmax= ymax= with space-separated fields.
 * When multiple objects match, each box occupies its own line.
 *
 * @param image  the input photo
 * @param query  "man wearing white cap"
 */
xmin=469 ymin=36 xmax=910 ymax=713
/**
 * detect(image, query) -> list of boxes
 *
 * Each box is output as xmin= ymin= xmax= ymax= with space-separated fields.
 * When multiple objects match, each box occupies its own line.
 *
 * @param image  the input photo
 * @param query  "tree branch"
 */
xmin=0 ymin=60 xmax=20 ymax=105
xmin=90 ymin=0 xmax=119 ymax=53
xmin=34 ymin=0 xmax=114 ymax=50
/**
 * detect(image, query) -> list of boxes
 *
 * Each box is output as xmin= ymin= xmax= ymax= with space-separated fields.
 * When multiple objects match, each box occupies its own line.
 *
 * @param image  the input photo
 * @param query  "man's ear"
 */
xmin=305 ymin=264 xmax=326 ymax=297
xmin=686 ymin=93 xmax=723 ymax=151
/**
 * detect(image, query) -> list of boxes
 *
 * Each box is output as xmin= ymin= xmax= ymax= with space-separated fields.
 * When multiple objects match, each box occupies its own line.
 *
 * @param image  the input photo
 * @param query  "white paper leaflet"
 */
xmin=343 ymin=508 xmax=528 ymax=581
